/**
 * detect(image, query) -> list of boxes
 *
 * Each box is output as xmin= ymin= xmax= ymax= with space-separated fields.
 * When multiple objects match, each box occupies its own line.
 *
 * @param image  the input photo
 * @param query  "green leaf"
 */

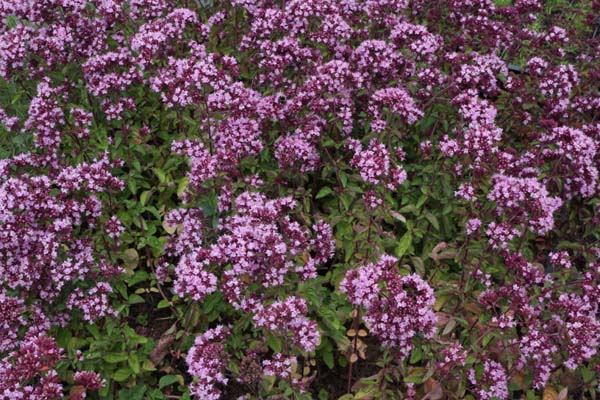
xmin=55 ymin=328 xmax=72 ymax=349
xmin=581 ymin=367 xmax=595 ymax=383
xmin=340 ymin=193 xmax=354 ymax=210
xmin=112 ymin=367 xmax=132 ymax=382
xmin=318 ymin=306 xmax=341 ymax=330
xmin=262 ymin=375 xmax=276 ymax=393
xmin=122 ymin=249 xmax=139 ymax=270
xmin=159 ymin=375 xmax=181 ymax=389
xmin=128 ymin=294 xmax=145 ymax=305
xmin=87 ymin=324 xmax=101 ymax=339
xmin=404 ymin=374 xmax=423 ymax=384
xmin=316 ymin=186 xmax=334 ymax=199
xmin=99 ymin=383 xmax=110 ymax=397
xmin=424 ymin=212 xmax=439 ymax=231
xmin=128 ymin=179 xmax=137 ymax=195
xmin=127 ymin=270 xmax=149 ymax=287
xmin=124 ymin=325 xmax=149 ymax=344
xmin=177 ymin=177 xmax=189 ymax=197
xmin=322 ymin=351 xmax=334 ymax=369
xmin=152 ymin=168 xmax=167 ymax=183
xmin=409 ymin=347 xmax=422 ymax=364
xmin=410 ymin=256 xmax=425 ymax=277
xmin=105 ymin=353 xmax=129 ymax=363
xmin=143 ymin=359 xmax=157 ymax=371
xmin=203 ymin=292 xmax=223 ymax=314
xmin=128 ymin=353 xmax=140 ymax=374
xmin=395 ymin=232 xmax=412 ymax=259
xmin=5 ymin=15 xmax=18 ymax=29
xmin=118 ymin=385 xmax=146 ymax=400
xmin=157 ymin=299 xmax=172 ymax=309
xmin=113 ymin=280 xmax=128 ymax=299
xmin=147 ymin=388 xmax=166 ymax=400
xmin=140 ymin=190 xmax=151 ymax=206
xmin=416 ymin=194 xmax=428 ymax=209
xmin=399 ymin=204 xmax=417 ymax=214
xmin=162 ymin=219 xmax=177 ymax=234
xmin=265 ymin=331 xmax=282 ymax=353
xmin=336 ymin=220 xmax=352 ymax=238
xmin=340 ymin=171 xmax=348 ymax=188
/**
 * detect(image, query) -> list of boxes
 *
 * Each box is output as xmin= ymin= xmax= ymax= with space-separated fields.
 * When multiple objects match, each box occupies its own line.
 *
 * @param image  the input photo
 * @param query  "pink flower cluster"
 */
xmin=538 ymin=126 xmax=599 ymax=198
xmin=487 ymin=174 xmax=563 ymax=236
xmin=148 ymin=42 xmax=228 ymax=108
xmin=2 ymin=0 xmax=600 ymax=397
xmin=0 ymin=335 xmax=64 ymax=399
xmin=0 ymin=289 xmax=26 ymax=353
xmin=66 ymin=282 xmax=117 ymax=323
xmin=347 ymin=138 xmax=408 ymax=209
xmin=468 ymin=360 xmax=509 ymax=400
xmin=253 ymin=296 xmax=320 ymax=352
xmin=0 ymin=333 xmax=105 ymax=399
xmin=130 ymin=8 xmax=199 ymax=61
xmin=262 ymin=353 xmax=297 ymax=382
xmin=186 ymin=325 xmax=230 ymax=400
xmin=340 ymin=255 xmax=437 ymax=358
xmin=368 ymin=87 xmax=423 ymax=132
xmin=165 ymin=191 xmax=335 ymax=315
xmin=0 ymin=4 xmax=131 ymax=395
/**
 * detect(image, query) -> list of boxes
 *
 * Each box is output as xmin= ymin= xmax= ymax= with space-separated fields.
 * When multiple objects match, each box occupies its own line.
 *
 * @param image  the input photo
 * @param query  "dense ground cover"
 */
xmin=1 ymin=0 xmax=600 ymax=398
